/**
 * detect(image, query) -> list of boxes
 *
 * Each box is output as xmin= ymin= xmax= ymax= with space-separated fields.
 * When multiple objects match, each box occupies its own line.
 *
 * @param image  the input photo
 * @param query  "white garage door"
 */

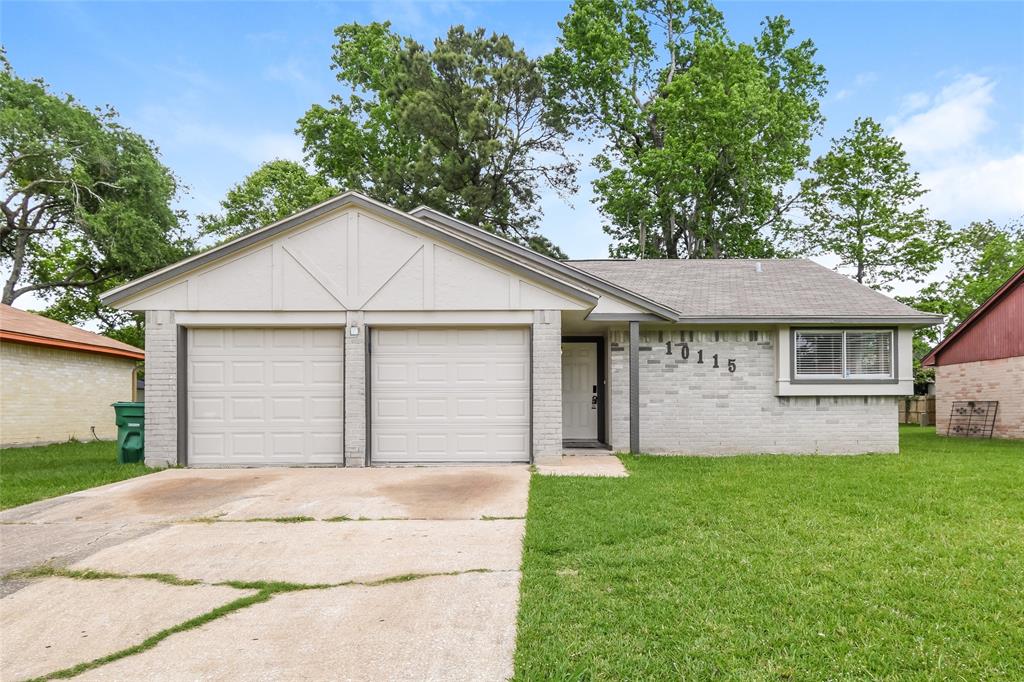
xmin=188 ymin=327 xmax=344 ymax=466
xmin=371 ymin=327 xmax=530 ymax=464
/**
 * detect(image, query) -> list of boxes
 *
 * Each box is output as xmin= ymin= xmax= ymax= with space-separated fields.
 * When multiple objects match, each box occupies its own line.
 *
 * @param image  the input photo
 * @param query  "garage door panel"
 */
xmin=230 ymin=397 xmax=263 ymax=421
xmin=188 ymin=327 xmax=344 ymax=466
xmin=371 ymin=327 xmax=529 ymax=463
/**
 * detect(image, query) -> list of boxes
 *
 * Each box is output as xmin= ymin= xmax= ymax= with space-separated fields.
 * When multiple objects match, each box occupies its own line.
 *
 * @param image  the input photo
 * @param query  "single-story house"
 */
xmin=922 ymin=265 xmax=1023 ymax=439
xmin=0 ymin=305 xmax=144 ymax=447
xmin=100 ymin=192 xmax=941 ymax=468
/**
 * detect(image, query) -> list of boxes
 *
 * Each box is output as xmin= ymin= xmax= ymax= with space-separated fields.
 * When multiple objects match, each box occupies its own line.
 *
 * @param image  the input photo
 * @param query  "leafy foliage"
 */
xmin=198 ymin=160 xmax=336 ymax=242
xmin=544 ymin=0 xmax=826 ymax=258
xmin=297 ymin=23 xmax=575 ymax=258
xmin=796 ymin=117 xmax=951 ymax=291
xmin=0 ymin=54 xmax=190 ymax=341
xmin=904 ymin=219 xmax=1024 ymax=346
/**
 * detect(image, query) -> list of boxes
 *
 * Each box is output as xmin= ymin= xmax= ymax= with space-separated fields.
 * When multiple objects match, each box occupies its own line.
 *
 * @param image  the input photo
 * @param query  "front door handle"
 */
xmin=591 ymin=395 xmax=598 ymax=408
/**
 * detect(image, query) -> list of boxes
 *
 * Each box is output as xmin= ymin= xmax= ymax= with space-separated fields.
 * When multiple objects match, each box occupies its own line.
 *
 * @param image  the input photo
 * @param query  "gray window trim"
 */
xmin=790 ymin=326 xmax=899 ymax=385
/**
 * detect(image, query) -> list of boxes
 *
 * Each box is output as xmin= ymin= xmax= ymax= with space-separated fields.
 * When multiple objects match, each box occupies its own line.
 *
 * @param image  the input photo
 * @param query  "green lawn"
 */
xmin=516 ymin=427 xmax=1024 ymax=680
xmin=0 ymin=440 xmax=154 ymax=510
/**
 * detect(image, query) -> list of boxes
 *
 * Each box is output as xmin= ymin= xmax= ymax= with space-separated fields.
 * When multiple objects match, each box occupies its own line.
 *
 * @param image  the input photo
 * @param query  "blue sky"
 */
xmin=3 ymin=1 xmax=1023 ymax=274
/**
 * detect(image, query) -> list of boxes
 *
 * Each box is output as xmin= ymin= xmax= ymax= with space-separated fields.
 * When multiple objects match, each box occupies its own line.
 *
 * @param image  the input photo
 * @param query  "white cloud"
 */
xmin=137 ymin=105 xmax=303 ymax=167
xmin=919 ymin=153 xmax=1024 ymax=224
xmin=881 ymin=74 xmax=1024 ymax=226
xmin=891 ymin=74 xmax=994 ymax=155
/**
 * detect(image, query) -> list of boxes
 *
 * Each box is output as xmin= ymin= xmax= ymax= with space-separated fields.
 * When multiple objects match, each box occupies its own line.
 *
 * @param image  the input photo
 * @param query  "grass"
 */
xmin=515 ymin=427 xmax=1024 ymax=680
xmin=0 ymin=440 xmax=154 ymax=510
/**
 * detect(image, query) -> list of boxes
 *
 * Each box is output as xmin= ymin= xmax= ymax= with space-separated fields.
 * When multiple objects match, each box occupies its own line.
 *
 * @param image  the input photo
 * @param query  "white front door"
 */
xmin=561 ymin=342 xmax=598 ymax=441
xmin=188 ymin=327 xmax=345 ymax=466
xmin=370 ymin=327 xmax=531 ymax=463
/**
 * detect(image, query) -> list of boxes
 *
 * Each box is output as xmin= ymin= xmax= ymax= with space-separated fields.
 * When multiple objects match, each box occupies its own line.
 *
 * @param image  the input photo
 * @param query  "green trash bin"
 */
xmin=112 ymin=402 xmax=145 ymax=464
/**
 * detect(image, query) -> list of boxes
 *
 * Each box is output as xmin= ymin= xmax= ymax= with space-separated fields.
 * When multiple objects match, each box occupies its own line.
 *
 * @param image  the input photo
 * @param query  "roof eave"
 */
xmin=0 ymin=331 xmax=145 ymax=360
xmin=673 ymin=315 xmax=944 ymax=326
xmin=410 ymin=206 xmax=678 ymax=320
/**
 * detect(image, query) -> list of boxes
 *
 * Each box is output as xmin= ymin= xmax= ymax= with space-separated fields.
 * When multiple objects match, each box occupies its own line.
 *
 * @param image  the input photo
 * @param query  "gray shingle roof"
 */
xmin=567 ymin=259 xmax=940 ymax=323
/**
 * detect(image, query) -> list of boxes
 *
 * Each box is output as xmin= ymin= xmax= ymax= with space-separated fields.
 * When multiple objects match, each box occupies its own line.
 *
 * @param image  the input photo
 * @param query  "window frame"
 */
xmin=791 ymin=327 xmax=898 ymax=384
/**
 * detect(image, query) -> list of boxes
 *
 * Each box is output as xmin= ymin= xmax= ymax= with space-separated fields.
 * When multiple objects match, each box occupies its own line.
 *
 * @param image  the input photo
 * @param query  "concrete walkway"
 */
xmin=1 ymin=466 xmax=530 ymax=681
xmin=536 ymin=453 xmax=629 ymax=477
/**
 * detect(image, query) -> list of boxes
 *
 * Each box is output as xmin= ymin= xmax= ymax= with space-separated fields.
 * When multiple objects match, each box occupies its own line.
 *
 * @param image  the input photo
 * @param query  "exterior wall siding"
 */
xmin=0 ymin=342 xmax=136 ymax=447
xmin=532 ymin=311 xmax=562 ymax=465
xmin=608 ymin=328 xmax=899 ymax=455
xmin=932 ymin=279 xmax=1023 ymax=365
xmin=144 ymin=311 xmax=178 ymax=467
xmin=936 ymin=357 xmax=1024 ymax=439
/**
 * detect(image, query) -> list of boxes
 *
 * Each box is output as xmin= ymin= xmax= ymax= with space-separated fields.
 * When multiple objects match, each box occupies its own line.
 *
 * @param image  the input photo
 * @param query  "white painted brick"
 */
xmin=344 ymin=330 xmax=365 ymax=467
xmin=143 ymin=310 xmax=177 ymax=467
xmin=608 ymin=328 xmax=899 ymax=455
xmin=532 ymin=312 xmax=562 ymax=464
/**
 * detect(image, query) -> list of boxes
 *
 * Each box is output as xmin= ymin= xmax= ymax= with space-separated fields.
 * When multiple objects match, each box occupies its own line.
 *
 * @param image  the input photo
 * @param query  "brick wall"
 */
xmin=344 ymin=325 xmax=365 ymax=467
xmin=0 ymin=342 xmax=136 ymax=447
xmin=144 ymin=311 xmax=178 ymax=467
xmin=936 ymin=356 xmax=1024 ymax=439
xmin=532 ymin=311 xmax=562 ymax=464
xmin=608 ymin=327 xmax=899 ymax=455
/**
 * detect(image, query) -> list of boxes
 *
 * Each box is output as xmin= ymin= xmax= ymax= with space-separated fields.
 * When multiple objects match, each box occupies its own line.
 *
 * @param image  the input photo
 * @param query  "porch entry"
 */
xmin=561 ymin=337 xmax=606 ymax=447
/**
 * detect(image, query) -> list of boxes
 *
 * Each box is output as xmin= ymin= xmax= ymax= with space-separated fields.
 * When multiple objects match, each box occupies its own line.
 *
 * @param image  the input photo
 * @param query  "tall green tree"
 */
xmin=199 ymin=160 xmax=336 ymax=242
xmin=905 ymin=219 xmax=1024 ymax=345
xmin=298 ymin=23 xmax=575 ymax=258
xmin=797 ymin=117 xmax=951 ymax=291
xmin=544 ymin=0 xmax=826 ymax=258
xmin=0 ymin=55 xmax=190 ymax=340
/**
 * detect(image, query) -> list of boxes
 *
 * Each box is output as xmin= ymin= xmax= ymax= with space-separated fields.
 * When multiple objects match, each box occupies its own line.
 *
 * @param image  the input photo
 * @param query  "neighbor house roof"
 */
xmin=568 ymin=259 xmax=942 ymax=325
xmin=921 ymin=265 xmax=1024 ymax=366
xmin=0 ymin=304 xmax=144 ymax=360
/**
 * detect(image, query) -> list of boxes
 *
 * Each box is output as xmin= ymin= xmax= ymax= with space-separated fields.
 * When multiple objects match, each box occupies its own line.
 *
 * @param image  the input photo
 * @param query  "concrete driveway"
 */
xmin=0 ymin=466 xmax=530 ymax=681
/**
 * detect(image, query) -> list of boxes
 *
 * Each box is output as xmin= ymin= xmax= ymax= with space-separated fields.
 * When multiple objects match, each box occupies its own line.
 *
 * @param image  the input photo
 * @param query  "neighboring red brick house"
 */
xmin=922 ymin=266 xmax=1024 ymax=439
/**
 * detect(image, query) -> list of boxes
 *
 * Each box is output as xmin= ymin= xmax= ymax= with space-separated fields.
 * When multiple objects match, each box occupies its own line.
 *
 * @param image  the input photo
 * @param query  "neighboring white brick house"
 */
xmin=1 ymin=304 xmax=143 ymax=448
xmin=100 ymin=192 xmax=941 ymax=466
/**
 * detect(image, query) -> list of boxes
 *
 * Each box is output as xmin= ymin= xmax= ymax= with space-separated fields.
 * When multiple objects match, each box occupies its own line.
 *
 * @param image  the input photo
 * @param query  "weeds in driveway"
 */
xmin=12 ymin=563 xmax=500 ymax=680
xmin=245 ymin=516 xmax=316 ymax=523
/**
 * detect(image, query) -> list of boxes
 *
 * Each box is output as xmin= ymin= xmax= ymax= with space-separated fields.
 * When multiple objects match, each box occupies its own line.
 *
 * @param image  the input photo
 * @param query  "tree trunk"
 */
xmin=2 ymin=230 xmax=28 ymax=305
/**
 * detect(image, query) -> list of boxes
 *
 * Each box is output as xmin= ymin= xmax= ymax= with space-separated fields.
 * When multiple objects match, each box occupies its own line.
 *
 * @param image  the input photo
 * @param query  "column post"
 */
xmin=629 ymin=319 xmax=640 ymax=454
xmin=344 ymin=311 xmax=367 ymax=467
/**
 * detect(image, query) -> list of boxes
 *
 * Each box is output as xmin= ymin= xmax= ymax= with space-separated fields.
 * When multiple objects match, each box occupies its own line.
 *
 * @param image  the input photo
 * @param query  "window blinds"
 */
xmin=794 ymin=330 xmax=894 ymax=380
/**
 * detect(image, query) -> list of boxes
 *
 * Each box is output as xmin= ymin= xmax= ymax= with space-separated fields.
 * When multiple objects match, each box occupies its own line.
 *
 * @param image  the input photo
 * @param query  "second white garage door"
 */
xmin=188 ymin=327 xmax=344 ymax=466
xmin=371 ymin=327 xmax=530 ymax=464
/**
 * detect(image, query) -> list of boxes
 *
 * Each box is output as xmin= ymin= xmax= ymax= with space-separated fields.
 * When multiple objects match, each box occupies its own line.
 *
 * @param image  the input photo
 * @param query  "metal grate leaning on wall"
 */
xmin=946 ymin=400 xmax=999 ymax=438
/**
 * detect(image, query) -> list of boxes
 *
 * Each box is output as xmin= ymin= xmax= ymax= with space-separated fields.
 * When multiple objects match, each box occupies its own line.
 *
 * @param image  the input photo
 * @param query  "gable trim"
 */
xmin=410 ymin=206 xmax=679 ymax=320
xmin=921 ymin=265 xmax=1024 ymax=366
xmin=100 ymin=192 xmax=599 ymax=308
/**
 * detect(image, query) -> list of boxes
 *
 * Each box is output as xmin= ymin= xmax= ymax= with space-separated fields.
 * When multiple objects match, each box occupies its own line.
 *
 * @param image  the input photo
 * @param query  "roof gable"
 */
xmin=104 ymin=195 xmax=596 ymax=314
xmin=922 ymin=266 xmax=1024 ymax=366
